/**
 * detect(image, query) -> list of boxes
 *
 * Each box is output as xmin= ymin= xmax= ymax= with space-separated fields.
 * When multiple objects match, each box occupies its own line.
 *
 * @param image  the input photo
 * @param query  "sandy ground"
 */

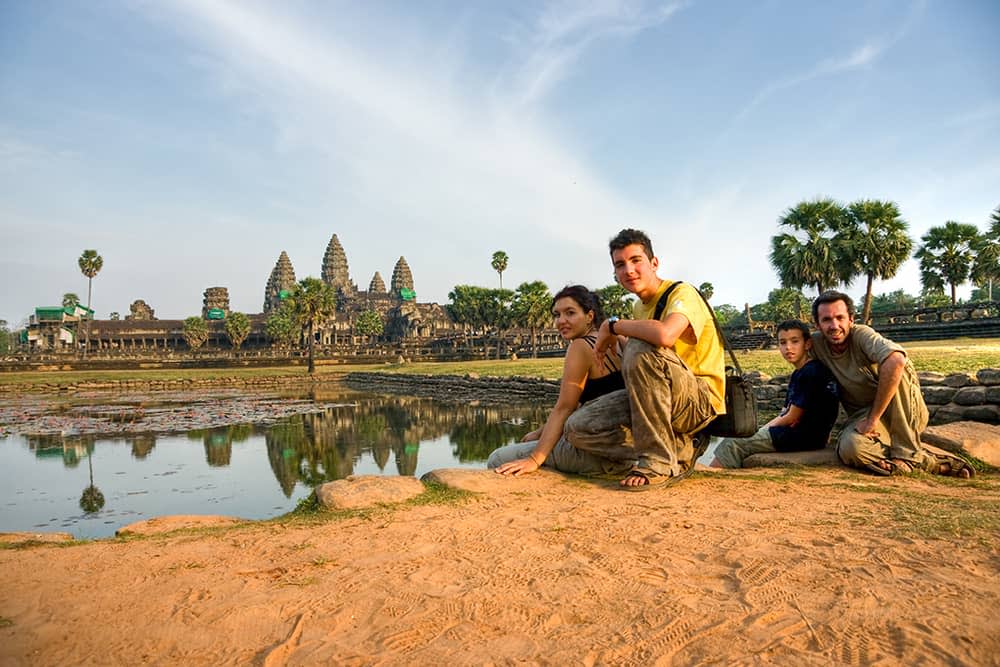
xmin=1 ymin=466 xmax=998 ymax=666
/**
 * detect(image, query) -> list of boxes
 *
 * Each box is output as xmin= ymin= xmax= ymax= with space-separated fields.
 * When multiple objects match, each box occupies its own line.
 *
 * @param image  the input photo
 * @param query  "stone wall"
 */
xmin=748 ymin=368 xmax=1000 ymax=426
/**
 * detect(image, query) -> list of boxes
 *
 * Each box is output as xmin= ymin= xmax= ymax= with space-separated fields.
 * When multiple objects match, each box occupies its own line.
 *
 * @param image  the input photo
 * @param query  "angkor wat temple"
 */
xmin=25 ymin=234 xmax=463 ymax=355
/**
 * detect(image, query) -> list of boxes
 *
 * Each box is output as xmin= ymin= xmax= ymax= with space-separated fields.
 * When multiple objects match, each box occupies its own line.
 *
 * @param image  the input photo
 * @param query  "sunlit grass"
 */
xmin=2 ymin=337 xmax=998 ymax=387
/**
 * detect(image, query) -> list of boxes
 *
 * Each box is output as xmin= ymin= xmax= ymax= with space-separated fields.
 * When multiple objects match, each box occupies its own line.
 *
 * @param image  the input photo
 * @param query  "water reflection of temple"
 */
xmin=22 ymin=395 xmax=546 ymax=499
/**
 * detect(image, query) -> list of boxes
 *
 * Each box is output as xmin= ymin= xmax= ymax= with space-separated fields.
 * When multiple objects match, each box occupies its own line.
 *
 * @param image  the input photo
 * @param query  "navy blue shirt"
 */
xmin=769 ymin=359 xmax=840 ymax=451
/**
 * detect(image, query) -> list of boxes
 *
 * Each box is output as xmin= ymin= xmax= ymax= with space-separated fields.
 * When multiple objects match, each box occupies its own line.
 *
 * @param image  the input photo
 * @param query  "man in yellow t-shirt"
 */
xmin=564 ymin=228 xmax=724 ymax=488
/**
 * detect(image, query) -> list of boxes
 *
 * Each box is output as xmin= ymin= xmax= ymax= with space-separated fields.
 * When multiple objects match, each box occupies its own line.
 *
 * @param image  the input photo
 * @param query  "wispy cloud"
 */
xmin=507 ymin=0 xmax=686 ymax=105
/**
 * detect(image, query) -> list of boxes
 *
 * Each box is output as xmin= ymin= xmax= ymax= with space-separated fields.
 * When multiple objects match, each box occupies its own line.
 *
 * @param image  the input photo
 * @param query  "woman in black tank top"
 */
xmin=492 ymin=285 xmax=624 ymax=476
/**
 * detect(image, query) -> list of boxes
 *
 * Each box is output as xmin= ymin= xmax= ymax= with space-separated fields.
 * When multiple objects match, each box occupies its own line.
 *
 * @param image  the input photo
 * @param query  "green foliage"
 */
xmin=512 ymin=281 xmax=551 ymax=358
xmin=354 ymin=309 xmax=384 ymax=339
xmin=770 ymin=198 xmax=852 ymax=293
xmin=447 ymin=285 xmax=515 ymax=357
xmin=62 ymin=292 xmax=80 ymax=308
xmin=0 ymin=320 xmax=10 ymax=354
xmin=596 ymin=284 xmax=634 ymax=319
xmin=265 ymin=302 xmax=299 ymax=349
xmin=971 ymin=206 xmax=1000 ymax=300
xmin=713 ymin=303 xmax=741 ymax=326
xmin=915 ymin=221 xmax=981 ymax=305
xmin=491 ymin=250 xmax=509 ymax=288
xmin=79 ymin=485 xmax=105 ymax=513
xmin=843 ymin=200 xmax=914 ymax=322
xmin=182 ymin=316 xmax=210 ymax=350
xmin=866 ymin=289 xmax=918 ymax=316
xmin=919 ymin=288 xmax=952 ymax=309
xmin=698 ymin=282 xmax=714 ymax=301
xmin=224 ymin=311 xmax=251 ymax=350
xmin=109 ymin=311 xmax=120 ymax=320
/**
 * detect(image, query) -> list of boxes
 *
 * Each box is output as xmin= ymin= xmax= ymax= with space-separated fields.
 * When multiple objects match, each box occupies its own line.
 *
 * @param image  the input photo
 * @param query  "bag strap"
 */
xmin=652 ymin=281 xmax=683 ymax=321
xmin=654 ymin=281 xmax=742 ymax=375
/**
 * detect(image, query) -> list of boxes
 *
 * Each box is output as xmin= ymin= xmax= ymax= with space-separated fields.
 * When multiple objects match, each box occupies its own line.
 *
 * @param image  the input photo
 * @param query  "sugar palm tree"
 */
xmin=769 ymin=199 xmax=852 ymax=294
xmin=287 ymin=277 xmax=337 ymax=374
xmin=491 ymin=251 xmax=509 ymax=289
xmin=78 ymin=249 xmax=103 ymax=357
xmin=844 ymin=200 xmax=914 ymax=323
xmin=62 ymin=292 xmax=80 ymax=309
xmin=224 ymin=312 xmax=251 ymax=350
xmin=971 ymin=205 xmax=1000 ymax=301
xmin=915 ymin=221 xmax=980 ymax=305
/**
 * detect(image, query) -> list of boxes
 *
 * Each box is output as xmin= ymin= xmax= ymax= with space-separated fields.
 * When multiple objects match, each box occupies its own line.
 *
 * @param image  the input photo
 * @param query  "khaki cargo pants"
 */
xmin=565 ymin=339 xmax=717 ymax=476
xmin=836 ymin=362 xmax=937 ymax=472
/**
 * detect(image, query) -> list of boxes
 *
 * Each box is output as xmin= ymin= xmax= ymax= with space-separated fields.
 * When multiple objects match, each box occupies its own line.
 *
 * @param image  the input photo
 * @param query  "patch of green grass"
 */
xmin=406 ymin=483 xmax=474 ymax=507
xmin=291 ymin=493 xmax=321 ymax=515
xmin=882 ymin=492 xmax=1000 ymax=543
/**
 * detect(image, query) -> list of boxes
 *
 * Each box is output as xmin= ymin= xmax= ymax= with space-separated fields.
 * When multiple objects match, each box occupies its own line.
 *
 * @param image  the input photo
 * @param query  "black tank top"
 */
xmin=577 ymin=335 xmax=625 ymax=405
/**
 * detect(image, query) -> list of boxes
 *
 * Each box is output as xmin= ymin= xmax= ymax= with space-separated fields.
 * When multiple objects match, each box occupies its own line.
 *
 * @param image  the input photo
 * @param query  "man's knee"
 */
xmin=622 ymin=339 xmax=666 ymax=376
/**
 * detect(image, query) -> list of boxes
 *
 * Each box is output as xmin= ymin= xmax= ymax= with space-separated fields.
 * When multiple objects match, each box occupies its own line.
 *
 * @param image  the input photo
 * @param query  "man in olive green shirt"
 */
xmin=810 ymin=291 xmax=973 ymax=478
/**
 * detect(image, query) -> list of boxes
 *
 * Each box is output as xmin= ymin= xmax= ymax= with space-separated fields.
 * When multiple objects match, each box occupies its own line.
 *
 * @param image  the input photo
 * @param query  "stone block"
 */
xmin=316 ymin=475 xmax=426 ymax=510
xmin=116 ymin=515 xmax=242 ymax=537
xmin=918 ymin=371 xmax=946 ymax=386
xmin=962 ymin=405 xmax=1000 ymax=424
xmin=754 ymin=385 xmax=787 ymax=401
xmin=923 ymin=421 xmax=1000 ymax=466
xmin=942 ymin=373 xmax=977 ymax=388
xmin=977 ymin=368 xmax=1000 ymax=386
xmin=953 ymin=386 xmax=987 ymax=406
xmin=930 ymin=404 xmax=966 ymax=425
xmin=421 ymin=467 xmax=570 ymax=493
xmin=921 ymin=386 xmax=958 ymax=405
xmin=987 ymin=386 xmax=1000 ymax=404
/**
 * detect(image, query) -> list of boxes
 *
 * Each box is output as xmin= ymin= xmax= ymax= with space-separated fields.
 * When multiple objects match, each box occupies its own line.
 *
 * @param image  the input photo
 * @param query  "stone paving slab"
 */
xmin=923 ymin=421 xmax=1000 ymax=467
xmin=743 ymin=448 xmax=841 ymax=468
xmin=421 ymin=467 xmax=572 ymax=493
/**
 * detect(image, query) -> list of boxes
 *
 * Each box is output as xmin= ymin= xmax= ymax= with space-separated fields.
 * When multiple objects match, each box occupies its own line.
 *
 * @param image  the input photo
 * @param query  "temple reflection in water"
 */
xmin=23 ymin=393 xmax=547 ymax=499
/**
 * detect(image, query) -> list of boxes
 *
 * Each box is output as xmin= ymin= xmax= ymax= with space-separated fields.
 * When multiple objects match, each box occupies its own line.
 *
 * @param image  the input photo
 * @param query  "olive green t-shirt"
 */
xmin=810 ymin=324 xmax=904 ymax=415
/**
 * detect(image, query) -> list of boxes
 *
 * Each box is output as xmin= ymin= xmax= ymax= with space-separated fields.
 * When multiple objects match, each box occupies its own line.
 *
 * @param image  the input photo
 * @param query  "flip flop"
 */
xmin=619 ymin=431 xmax=712 ymax=491
xmin=936 ymin=456 xmax=976 ymax=479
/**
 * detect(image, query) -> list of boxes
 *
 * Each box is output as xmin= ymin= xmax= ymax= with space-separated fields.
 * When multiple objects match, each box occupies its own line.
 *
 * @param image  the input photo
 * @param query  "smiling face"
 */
xmin=816 ymin=299 xmax=854 ymax=351
xmin=611 ymin=243 xmax=660 ymax=301
xmin=777 ymin=327 xmax=811 ymax=369
xmin=552 ymin=296 xmax=594 ymax=341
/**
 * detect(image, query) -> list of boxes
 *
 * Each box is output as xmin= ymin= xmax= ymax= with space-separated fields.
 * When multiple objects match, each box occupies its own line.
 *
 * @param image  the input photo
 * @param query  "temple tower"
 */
xmin=390 ymin=256 xmax=414 ymax=296
xmin=202 ymin=287 xmax=230 ymax=319
xmin=126 ymin=299 xmax=155 ymax=320
xmin=264 ymin=251 xmax=297 ymax=313
xmin=321 ymin=234 xmax=356 ymax=293
xmin=369 ymin=271 xmax=386 ymax=293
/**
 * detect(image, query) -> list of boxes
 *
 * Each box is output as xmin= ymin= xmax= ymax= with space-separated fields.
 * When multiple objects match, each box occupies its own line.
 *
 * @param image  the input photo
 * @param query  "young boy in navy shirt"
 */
xmin=711 ymin=319 xmax=839 ymax=468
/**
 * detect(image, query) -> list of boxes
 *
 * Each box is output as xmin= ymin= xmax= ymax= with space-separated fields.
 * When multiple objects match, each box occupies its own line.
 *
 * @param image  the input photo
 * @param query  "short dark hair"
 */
xmin=609 ymin=229 xmax=654 ymax=260
xmin=776 ymin=319 xmax=811 ymax=340
xmin=812 ymin=290 xmax=855 ymax=323
xmin=552 ymin=285 xmax=606 ymax=325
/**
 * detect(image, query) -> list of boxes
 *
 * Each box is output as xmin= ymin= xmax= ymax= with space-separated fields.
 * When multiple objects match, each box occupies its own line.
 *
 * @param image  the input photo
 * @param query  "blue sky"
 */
xmin=2 ymin=0 xmax=998 ymax=327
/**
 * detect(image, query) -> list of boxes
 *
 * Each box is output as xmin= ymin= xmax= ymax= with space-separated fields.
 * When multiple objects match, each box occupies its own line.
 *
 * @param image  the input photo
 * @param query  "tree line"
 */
xmin=766 ymin=199 xmax=1000 ymax=323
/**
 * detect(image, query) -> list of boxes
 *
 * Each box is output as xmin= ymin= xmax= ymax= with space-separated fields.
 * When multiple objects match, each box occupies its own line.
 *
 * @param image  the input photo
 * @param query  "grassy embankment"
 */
xmin=1 ymin=338 xmax=999 ymax=388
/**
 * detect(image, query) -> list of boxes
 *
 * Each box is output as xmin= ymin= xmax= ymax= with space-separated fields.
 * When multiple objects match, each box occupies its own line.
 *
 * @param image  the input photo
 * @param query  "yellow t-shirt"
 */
xmin=633 ymin=280 xmax=726 ymax=414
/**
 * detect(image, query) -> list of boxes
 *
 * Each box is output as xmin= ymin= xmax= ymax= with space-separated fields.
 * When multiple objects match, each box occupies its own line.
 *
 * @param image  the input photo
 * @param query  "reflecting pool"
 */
xmin=0 ymin=388 xmax=547 ymax=538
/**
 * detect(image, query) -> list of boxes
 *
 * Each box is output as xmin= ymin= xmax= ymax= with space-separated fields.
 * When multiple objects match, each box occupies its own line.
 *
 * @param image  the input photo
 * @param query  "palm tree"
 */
xmin=769 ymin=198 xmax=852 ymax=294
xmin=698 ymin=282 xmax=714 ymax=301
xmin=596 ymin=284 xmax=634 ymax=319
xmin=512 ymin=281 xmax=551 ymax=358
xmin=971 ymin=205 xmax=1000 ymax=301
xmin=79 ymin=444 xmax=105 ymax=514
xmin=62 ymin=293 xmax=80 ymax=309
xmin=287 ymin=277 xmax=337 ymax=374
xmin=224 ymin=312 xmax=251 ymax=350
xmin=915 ymin=221 xmax=980 ymax=305
xmin=77 ymin=249 xmax=103 ymax=358
xmin=844 ymin=200 xmax=914 ymax=323
xmin=491 ymin=251 xmax=509 ymax=289
xmin=183 ymin=316 xmax=210 ymax=350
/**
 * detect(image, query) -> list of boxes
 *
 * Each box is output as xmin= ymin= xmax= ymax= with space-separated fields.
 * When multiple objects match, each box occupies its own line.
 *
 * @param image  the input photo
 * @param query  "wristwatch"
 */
xmin=607 ymin=316 xmax=619 ymax=335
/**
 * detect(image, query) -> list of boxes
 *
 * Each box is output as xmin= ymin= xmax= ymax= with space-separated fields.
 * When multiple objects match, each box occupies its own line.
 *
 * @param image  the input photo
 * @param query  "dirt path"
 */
xmin=2 ymin=467 xmax=998 ymax=666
